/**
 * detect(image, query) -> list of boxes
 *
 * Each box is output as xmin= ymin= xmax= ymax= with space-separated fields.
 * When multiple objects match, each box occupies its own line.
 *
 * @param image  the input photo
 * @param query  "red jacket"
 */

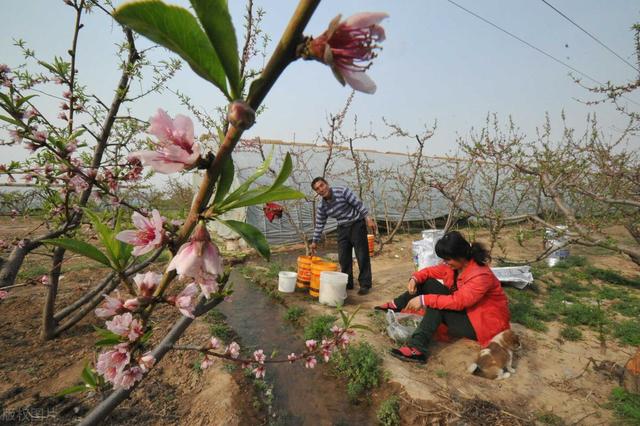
xmin=412 ymin=260 xmax=510 ymax=347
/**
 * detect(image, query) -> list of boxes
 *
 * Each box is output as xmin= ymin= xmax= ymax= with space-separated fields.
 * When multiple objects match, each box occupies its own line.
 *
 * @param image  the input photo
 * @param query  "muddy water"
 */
xmin=218 ymin=272 xmax=374 ymax=426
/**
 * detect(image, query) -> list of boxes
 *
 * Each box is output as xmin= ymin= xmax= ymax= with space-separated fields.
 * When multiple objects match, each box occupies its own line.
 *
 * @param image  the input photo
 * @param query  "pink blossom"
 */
xmin=116 ymin=210 xmax=165 ymax=256
xmin=138 ymin=352 xmax=155 ymax=372
xmin=304 ymin=12 xmax=388 ymax=94
xmin=252 ymin=365 xmax=266 ymax=379
xmin=23 ymin=109 xmax=37 ymax=119
xmin=253 ymin=349 xmax=266 ymax=364
xmin=321 ymin=339 xmax=333 ymax=362
xmin=173 ymin=283 xmax=199 ymax=318
xmin=133 ymin=271 xmax=161 ymax=297
xmin=304 ymin=356 xmax=317 ymax=369
xmin=226 ymin=342 xmax=240 ymax=359
xmin=113 ymin=366 xmax=143 ymax=389
xmin=96 ymin=344 xmax=130 ymax=382
xmin=105 ymin=312 xmax=144 ymax=341
xmin=0 ymin=64 xmax=10 ymax=74
xmin=305 ymin=339 xmax=317 ymax=351
xmin=95 ymin=293 xmax=124 ymax=318
xmin=8 ymin=129 xmax=21 ymax=143
xmin=208 ymin=337 xmax=221 ymax=350
xmin=58 ymin=112 xmax=68 ymax=121
xmin=63 ymin=90 xmax=72 ymax=99
xmin=287 ymin=353 xmax=297 ymax=363
xmin=331 ymin=325 xmax=343 ymax=336
xmin=201 ymin=354 xmax=215 ymax=369
xmin=123 ymin=298 xmax=140 ymax=311
xmin=167 ymin=223 xmax=223 ymax=299
xmin=227 ymin=101 xmax=255 ymax=131
xmin=33 ymin=130 xmax=47 ymax=142
xmin=40 ymin=275 xmax=49 ymax=286
xmin=69 ymin=175 xmax=88 ymax=192
xmin=0 ymin=290 xmax=8 ymax=300
xmin=129 ymin=109 xmax=200 ymax=174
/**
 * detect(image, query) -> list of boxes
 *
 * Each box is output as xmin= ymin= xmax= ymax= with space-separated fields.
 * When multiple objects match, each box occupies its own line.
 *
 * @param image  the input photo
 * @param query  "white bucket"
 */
xmin=278 ymin=271 xmax=297 ymax=293
xmin=319 ymin=271 xmax=348 ymax=307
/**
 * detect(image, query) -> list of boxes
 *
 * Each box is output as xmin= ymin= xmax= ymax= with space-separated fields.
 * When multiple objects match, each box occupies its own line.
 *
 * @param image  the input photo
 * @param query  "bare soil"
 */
xmin=1 ymin=217 xmax=639 ymax=425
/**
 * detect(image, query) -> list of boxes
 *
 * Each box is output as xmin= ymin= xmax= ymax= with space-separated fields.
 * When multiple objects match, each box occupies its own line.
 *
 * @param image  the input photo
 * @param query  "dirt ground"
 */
xmin=1 ymin=217 xmax=639 ymax=425
xmin=282 ymin=227 xmax=639 ymax=425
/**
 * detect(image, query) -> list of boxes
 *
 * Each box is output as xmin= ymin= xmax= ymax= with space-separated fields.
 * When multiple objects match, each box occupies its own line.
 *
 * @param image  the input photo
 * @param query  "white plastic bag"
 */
xmin=385 ymin=310 xmax=423 ymax=343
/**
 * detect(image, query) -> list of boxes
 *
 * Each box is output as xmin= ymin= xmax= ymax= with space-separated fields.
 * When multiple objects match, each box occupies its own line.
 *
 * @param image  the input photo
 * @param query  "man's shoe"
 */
xmin=357 ymin=287 xmax=370 ymax=295
xmin=373 ymin=301 xmax=400 ymax=312
xmin=390 ymin=347 xmax=427 ymax=364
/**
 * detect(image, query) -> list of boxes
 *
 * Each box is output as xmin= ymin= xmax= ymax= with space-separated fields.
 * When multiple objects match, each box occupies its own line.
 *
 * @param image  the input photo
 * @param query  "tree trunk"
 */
xmin=41 ymin=247 xmax=65 ymax=340
xmin=0 ymin=244 xmax=30 ymax=288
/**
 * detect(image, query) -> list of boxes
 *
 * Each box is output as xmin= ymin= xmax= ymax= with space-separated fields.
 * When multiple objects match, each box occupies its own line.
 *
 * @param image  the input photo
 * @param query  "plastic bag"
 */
xmin=385 ymin=310 xmax=423 ymax=343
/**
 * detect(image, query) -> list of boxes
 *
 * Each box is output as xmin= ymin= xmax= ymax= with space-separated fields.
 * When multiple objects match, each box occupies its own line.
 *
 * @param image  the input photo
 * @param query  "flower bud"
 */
xmin=227 ymin=101 xmax=255 ymax=131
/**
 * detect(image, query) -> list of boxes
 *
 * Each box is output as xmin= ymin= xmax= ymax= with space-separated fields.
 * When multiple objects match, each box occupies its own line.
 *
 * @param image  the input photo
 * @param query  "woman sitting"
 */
xmin=375 ymin=231 xmax=510 ymax=363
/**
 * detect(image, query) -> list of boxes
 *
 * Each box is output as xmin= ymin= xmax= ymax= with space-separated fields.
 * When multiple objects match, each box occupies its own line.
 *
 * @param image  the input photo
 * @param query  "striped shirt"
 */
xmin=312 ymin=186 xmax=369 ymax=242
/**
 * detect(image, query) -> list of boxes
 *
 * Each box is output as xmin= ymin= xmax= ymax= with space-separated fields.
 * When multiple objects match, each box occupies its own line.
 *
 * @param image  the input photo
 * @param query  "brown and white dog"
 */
xmin=467 ymin=329 xmax=521 ymax=380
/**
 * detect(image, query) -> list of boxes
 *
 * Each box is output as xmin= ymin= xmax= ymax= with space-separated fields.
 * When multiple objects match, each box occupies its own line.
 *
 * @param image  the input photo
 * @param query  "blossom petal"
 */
xmin=148 ymin=109 xmax=173 ymax=141
xmin=341 ymin=69 xmax=377 ymax=94
xmin=344 ymin=12 xmax=388 ymax=28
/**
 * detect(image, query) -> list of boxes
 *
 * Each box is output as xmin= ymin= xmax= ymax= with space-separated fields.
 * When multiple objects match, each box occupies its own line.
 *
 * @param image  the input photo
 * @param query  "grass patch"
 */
xmin=584 ymin=267 xmax=640 ymax=288
xmin=597 ymin=285 xmax=629 ymax=300
xmin=557 ymin=276 xmax=588 ymax=293
xmin=16 ymin=263 xmax=49 ymax=280
xmin=559 ymin=326 xmax=583 ymax=341
xmin=331 ymin=342 xmax=383 ymax=402
xmin=609 ymin=387 xmax=640 ymax=424
xmin=611 ymin=297 xmax=640 ymax=318
xmin=613 ymin=320 xmax=640 ymax=346
xmin=563 ymin=302 xmax=606 ymax=328
xmin=283 ymin=306 xmax=305 ymax=324
xmin=206 ymin=309 xmax=235 ymax=344
xmin=504 ymin=288 xmax=549 ymax=332
xmin=303 ymin=315 xmax=336 ymax=341
xmin=377 ymin=396 xmax=401 ymax=426
xmin=554 ymin=256 xmax=587 ymax=269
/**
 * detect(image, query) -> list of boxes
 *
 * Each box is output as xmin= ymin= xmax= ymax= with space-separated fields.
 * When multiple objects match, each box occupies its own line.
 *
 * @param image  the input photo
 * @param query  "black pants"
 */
xmin=337 ymin=219 xmax=372 ymax=289
xmin=393 ymin=279 xmax=476 ymax=354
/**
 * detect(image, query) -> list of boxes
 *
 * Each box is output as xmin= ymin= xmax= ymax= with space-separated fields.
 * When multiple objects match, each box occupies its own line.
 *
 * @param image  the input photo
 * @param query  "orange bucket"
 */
xmin=309 ymin=261 xmax=338 ymax=298
xmin=367 ymin=234 xmax=375 ymax=257
xmin=296 ymin=255 xmax=320 ymax=289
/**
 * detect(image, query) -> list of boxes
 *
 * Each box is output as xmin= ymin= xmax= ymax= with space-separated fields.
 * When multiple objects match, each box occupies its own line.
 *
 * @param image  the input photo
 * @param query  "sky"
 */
xmin=1 ymin=0 xmax=639 ymax=167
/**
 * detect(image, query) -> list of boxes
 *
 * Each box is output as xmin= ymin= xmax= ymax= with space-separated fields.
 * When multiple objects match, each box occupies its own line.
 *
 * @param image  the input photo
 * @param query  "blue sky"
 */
xmin=1 ymin=0 xmax=639 ymax=166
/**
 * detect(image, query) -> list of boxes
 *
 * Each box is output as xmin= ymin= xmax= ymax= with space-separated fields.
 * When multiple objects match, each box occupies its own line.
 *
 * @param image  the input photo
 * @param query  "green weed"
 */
xmin=563 ymin=302 xmax=607 ymax=328
xmin=597 ymin=285 xmax=629 ymax=300
xmin=536 ymin=411 xmax=565 ymax=425
xmin=283 ymin=306 xmax=305 ymax=324
xmin=331 ymin=342 xmax=383 ymax=402
xmin=368 ymin=311 xmax=388 ymax=334
xmin=584 ymin=267 xmax=640 ymax=288
xmin=611 ymin=297 xmax=640 ymax=318
xmin=303 ymin=315 xmax=336 ymax=341
xmin=504 ymin=288 xmax=548 ymax=332
xmin=559 ymin=326 xmax=583 ymax=341
xmin=554 ymin=256 xmax=587 ymax=269
xmin=609 ymin=387 xmax=640 ymax=424
xmin=206 ymin=309 xmax=235 ymax=343
xmin=613 ymin=320 xmax=640 ymax=346
xmin=558 ymin=276 xmax=588 ymax=293
xmin=377 ymin=396 xmax=401 ymax=426
xmin=17 ymin=263 xmax=49 ymax=280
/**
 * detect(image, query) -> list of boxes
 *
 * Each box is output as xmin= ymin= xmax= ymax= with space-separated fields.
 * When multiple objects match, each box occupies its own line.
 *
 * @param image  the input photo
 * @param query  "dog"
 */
xmin=467 ymin=329 xmax=521 ymax=380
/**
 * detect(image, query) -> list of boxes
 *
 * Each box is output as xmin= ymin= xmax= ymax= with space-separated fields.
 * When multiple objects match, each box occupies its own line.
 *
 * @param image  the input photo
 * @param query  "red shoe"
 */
xmin=374 ymin=301 xmax=400 ymax=312
xmin=390 ymin=346 xmax=427 ymax=364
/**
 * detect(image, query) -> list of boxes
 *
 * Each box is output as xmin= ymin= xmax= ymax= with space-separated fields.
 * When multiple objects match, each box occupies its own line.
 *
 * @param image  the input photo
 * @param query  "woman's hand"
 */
xmin=407 ymin=277 xmax=417 ymax=295
xmin=406 ymin=296 xmax=422 ymax=311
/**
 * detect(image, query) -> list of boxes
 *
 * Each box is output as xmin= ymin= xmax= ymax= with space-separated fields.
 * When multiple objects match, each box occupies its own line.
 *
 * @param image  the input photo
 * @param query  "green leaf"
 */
xmin=57 ymin=385 xmax=90 ymax=396
xmin=190 ymin=0 xmax=240 ymax=98
xmin=15 ymin=94 xmax=38 ymax=108
xmin=267 ymin=152 xmax=293 ymax=192
xmin=219 ymin=219 xmax=270 ymax=260
xmin=338 ymin=309 xmax=349 ymax=327
xmin=83 ymin=209 xmax=119 ymax=269
xmin=80 ymin=364 xmax=97 ymax=387
xmin=212 ymin=154 xmax=235 ymax=206
xmin=42 ymin=238 xmax=111 ymax=267
xmin=0 ymin=114 xmax=23 ymax=127
xmin=220 ymin=147 xmax=273 ymax=206
xmin=348 ymin=324 xmax=374 ymax=333
xmin=225 ymin=186 xmax=304 ymax=210
xmin=96 ymin=336 xmax=124 ymax=347
xmin=113 ymin=0 xmax=229 ymax=98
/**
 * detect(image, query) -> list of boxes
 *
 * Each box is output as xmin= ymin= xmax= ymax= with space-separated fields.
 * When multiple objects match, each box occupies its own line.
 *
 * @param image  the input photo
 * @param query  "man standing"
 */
xmin=310 ymin=177 xmax=375 ymax=295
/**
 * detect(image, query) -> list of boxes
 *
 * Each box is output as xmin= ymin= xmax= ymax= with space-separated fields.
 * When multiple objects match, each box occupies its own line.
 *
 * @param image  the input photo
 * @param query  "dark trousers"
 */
xmin=337 ymin=219 xmax=372 ymax=289
xmin=393 ymin=278 xmax=476 ymax=354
